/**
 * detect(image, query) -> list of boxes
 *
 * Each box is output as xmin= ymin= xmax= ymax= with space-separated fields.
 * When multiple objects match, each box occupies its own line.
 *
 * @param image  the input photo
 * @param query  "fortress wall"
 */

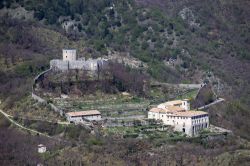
xmin=50 ymin=60 xmax=69 ymax=71
xmin=69 ymin=60 xmax=88 ymax=70
xmin=50 ymin=59 xmax=108 ymax=71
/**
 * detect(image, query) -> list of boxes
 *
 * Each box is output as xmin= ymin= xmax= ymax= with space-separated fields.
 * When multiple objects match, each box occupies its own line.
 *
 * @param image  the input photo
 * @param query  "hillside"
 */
xmin=0 ymin=0 xmax=250 ymax=165
xmin=0 ymin=0 xmax=249 ymax=137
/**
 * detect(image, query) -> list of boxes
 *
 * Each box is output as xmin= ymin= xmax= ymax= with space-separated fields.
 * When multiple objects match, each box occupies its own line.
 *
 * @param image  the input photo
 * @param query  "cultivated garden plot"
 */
xmin=52 ymin=93 xmax=149 ymax=119
xmin=49 ymin=88 xmax=199 ymax=118
xmin=36 ymin=82 xmax=199 ymax=118
xmin=103 ymin=124 xmax=189 ymax=145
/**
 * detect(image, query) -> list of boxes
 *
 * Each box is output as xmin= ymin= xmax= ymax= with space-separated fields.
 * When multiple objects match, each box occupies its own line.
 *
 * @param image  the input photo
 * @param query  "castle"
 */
xmin=50 ymin=49 xmax=108 ymax=71
xmin=148 ymin=99 xmax=209 ymax=136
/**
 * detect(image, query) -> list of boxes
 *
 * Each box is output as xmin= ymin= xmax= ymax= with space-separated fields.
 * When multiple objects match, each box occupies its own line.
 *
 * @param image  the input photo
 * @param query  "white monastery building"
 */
xmin=148 ymin=99 xmax=209 ymax=136
xmin=66 ymin=110 xmax=102 ymax=124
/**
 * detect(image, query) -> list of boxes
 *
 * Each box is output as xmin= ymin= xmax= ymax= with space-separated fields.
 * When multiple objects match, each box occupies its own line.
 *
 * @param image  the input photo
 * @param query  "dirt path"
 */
xmin=0 ymin=109 xmax=51 ymax=138
xmin=16 ymin=116 xmax=70 ymax=125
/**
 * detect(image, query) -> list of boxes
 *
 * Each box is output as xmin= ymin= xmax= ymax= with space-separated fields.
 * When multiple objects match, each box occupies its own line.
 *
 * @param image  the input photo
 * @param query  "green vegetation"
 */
xmin=1 ymin=0 xmax=249 ymax=115
xmin=0 ymin=113 xmax=11 ymax=128
xmin=175 ymin=89 xmax=198 ymax=100
xmin=0 ymin=0 xmax=197 ymax=83
xmin=105 ymin=125 xmax=187 ymax=145
xmin=10 ymin=96 xmax=63 ymax=122
xmin=0 ymin=0 xmax=250 ymax=165
xmin=148 ymin=62 xmax=180 ymax=83
xmin=53 ymin=93 xmax=148 ymax=118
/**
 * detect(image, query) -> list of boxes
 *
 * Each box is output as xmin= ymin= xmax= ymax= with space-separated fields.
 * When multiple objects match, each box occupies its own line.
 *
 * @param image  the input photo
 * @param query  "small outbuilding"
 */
xmin=66 ymin=110 xmax=102 ymax=124
xmin=38 ymin=144 xmax=46 ymax=153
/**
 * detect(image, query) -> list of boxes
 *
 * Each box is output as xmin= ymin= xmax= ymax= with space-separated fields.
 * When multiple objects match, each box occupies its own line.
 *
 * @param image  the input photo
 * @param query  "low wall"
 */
xmin=34 ymin=68 xmax=52 ymax=82
xmin=178 ymin=84 xmax=203 ymax=89
xmin=31 ymin=93 xmax=46 ymax=103
xmin=50 ymin=103 xmax=64 ymax=116
xmin=151 ymin=82 xmax=203 ymax=89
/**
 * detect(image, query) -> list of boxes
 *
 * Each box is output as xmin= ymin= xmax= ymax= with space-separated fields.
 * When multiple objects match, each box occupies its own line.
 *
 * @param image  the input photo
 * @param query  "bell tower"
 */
xmin=181 ymin=99 xmax=190 ymax=111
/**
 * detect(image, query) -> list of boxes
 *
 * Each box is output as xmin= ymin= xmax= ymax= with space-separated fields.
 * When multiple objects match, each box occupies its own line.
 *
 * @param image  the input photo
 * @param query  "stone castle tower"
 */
xmin=63 ymin=49 xmax=76 ymax=61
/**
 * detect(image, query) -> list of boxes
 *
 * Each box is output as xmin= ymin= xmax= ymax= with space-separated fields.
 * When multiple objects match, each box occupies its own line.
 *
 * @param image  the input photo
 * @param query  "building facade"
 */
xmin=148 ymin=99 xmax=209 ymax=136
xmin=66 ymin=110 xmax=102 ymax=124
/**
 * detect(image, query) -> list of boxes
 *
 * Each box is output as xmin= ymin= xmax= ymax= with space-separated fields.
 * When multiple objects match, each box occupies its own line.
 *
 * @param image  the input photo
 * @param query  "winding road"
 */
xmin=0 ymin=109 xmax=51 ymax=137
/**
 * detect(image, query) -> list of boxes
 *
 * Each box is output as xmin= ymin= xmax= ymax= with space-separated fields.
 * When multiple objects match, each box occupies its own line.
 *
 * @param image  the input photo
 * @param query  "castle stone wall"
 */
xmin=50 ymin=60 xmax=69 ymax=71
xmin=50 ymin=59 xmax=108 ymax=71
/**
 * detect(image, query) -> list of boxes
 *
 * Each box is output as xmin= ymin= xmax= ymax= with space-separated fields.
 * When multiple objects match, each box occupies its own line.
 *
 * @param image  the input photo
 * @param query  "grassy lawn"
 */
xmin=175 ymin=89 xmax=198 ymax=100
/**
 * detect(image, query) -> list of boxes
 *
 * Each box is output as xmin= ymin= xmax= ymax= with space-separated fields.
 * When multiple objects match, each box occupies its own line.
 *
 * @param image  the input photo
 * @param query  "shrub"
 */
xmin=87 ymin=138 xmax=103 ymax=146
xmin=66 ymin=125 xmax=81 ymax=139
xmin=124 ymin=133 xmax=138 ymax=138
xmin=148 ymin=62 xmax=180 ymax=83
xmin=0 ymin=114 xmax=11 ymax=128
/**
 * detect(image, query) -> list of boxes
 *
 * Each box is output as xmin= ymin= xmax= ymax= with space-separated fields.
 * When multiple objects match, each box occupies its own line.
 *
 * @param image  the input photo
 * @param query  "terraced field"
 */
xmin=53 ymin=94 xmax=149 ymax=119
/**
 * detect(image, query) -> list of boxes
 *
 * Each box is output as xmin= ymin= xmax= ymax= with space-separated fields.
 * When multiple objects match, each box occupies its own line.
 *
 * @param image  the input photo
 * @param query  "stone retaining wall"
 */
xmin=32 ymin=68 xmax=64 ymax=116
xmin=31 ymin=93 xmax=46 ymax=103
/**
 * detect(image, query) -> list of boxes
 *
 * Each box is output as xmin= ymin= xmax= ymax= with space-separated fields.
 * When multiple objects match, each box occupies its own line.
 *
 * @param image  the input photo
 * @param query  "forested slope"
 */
xmin=0 ymin=0 xmax=249 ymax=138
xmin=0 ymin=0 xmax=250 ymax=165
